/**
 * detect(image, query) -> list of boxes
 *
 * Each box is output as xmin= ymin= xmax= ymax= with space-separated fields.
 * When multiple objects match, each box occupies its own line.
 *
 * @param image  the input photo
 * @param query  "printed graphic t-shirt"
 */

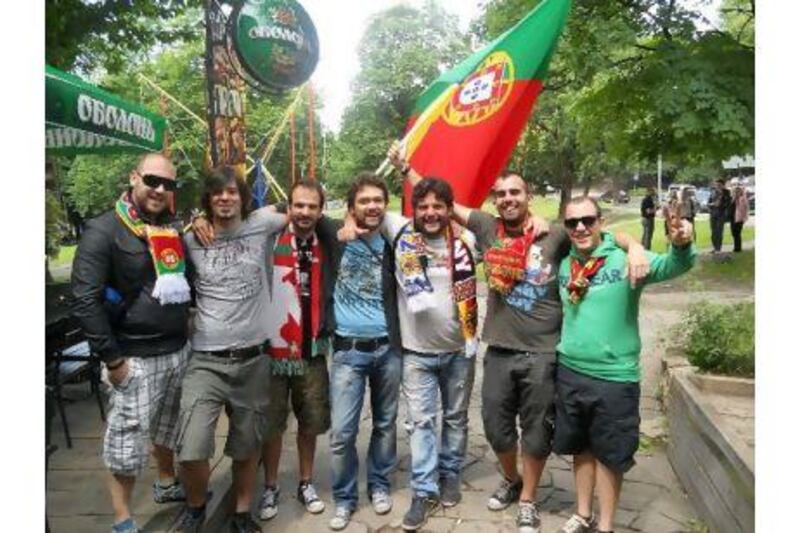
xmin=388 ymin=215 xmax=478 ymax=354
xmin=467 ymin=210 xmax=571 ymax=354
xmin=334 ymin=232 xmax=389 ymax=338
xmin=185 ymin=209 xmax=286 ymax=351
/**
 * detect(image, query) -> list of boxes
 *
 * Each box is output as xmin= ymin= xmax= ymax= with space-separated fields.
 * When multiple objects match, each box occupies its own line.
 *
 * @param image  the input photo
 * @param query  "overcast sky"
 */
xmin=300 ymin=0 xmax=722 ymax=133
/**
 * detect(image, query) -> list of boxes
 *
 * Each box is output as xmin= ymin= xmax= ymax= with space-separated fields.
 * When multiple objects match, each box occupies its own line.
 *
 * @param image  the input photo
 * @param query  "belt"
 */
xmin=333 ymin=335 xmax=389 ymax=353
xmin=489 ymin=345 xmax=551 ymax=357
xmin=202 ymin=342 xmax=268 ymax=360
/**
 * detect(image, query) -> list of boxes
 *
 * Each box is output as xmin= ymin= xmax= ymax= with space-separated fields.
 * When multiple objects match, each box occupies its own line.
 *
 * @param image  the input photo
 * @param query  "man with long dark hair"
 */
xmin=174 ymin=167 xmax=286 ymax=533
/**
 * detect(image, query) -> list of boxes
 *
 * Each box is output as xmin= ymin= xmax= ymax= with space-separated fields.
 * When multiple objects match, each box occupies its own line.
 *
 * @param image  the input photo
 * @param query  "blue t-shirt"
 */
xmin=334 ymin=233 xmax=388 ymax=338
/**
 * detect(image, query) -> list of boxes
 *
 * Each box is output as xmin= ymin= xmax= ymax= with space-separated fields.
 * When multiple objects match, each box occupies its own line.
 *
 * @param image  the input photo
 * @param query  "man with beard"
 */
xmin=174 ymin=167 xmax=287 ymax=533
xmin=554 ymin=197 xmax=693 ymax=533
xmin=388 ymin=142 xmax=648 ymax=533
xmin=326 ymin=172 xmax=406 ymax=531
xmin=72 ymin=153 xmax=192 ymax=533
xmin=392 ymin=178 xmax=480 ymax=530
xmin=256 ymin=179 xmax=336 ymax=521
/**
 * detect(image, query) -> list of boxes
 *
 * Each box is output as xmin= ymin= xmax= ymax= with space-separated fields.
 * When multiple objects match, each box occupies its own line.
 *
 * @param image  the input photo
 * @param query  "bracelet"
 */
xmin=106 ymin=358 xmax=126 ymax=371
xmin=400 ymin=164 xmax=411 ymax=176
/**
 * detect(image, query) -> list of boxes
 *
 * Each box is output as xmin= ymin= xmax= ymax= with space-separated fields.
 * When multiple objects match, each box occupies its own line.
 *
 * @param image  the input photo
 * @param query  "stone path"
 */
xmin=48 ymin=245 xmax=759 ymax=532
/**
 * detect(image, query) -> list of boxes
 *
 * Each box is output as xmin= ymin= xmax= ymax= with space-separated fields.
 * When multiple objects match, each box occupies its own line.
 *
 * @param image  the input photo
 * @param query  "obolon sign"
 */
xmin=231 ymin=0 xmax=319 ymax=91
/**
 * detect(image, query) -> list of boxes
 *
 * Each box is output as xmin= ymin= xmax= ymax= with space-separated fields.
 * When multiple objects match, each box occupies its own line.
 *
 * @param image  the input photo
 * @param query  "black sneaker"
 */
xmin=517 ymin=500 xmax=542 ymax=533
xmin=174 ymin=506 xmax=205 ymax=533
xmin=487 ymin=476 xmax=523 ymax=510
xmin=230 ymin=512 xmax=261 ymax=533
xmin=439 ymin=476 xmax=462 ymax=508
xmin=401 ymin=496 xmax=440 ymax=531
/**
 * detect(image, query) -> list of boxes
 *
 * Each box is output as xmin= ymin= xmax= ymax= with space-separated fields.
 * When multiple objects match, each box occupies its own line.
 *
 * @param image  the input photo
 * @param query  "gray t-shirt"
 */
xmin=467 ymin=210 xmax=571 ymax=354
xmin=388 ymin=214 xmax=478 ymax=354
xmin=185 ymin=209 xmax=286 ymax=351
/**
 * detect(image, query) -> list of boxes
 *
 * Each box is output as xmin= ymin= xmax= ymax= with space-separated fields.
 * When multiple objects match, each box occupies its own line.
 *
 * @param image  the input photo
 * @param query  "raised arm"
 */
xmin=612 ymin=230 xmax=650 ymax=289
xmin=386 ymin=140 xmax=474 ymax=226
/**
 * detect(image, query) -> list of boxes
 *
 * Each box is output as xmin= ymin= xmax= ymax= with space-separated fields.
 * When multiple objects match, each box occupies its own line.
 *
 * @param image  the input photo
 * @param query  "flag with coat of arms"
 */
xmin=398 ymin=0 xmax=572 ymax=211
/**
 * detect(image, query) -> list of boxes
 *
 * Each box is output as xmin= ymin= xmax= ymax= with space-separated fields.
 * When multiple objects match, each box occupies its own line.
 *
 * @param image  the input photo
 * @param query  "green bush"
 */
xmin=681 ymin=301 xmax=754 ymax=377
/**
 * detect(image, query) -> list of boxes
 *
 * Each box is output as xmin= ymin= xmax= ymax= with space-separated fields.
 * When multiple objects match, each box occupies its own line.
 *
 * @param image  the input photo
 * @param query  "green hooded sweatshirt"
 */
xmin=557 ymin=232 xmax=696 ymax=382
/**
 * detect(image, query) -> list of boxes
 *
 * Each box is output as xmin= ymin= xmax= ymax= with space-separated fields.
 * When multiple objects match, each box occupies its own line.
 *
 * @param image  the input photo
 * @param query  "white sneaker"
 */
xmin=370 ymin=489 xmax=393 ymax=515
xmin=258 ymin=485 xmax=279 ymax=520
xmin=297 ymin=481 xmax=325 ymax=514
xmin=328 ymin=506 xmax=352 ymax=531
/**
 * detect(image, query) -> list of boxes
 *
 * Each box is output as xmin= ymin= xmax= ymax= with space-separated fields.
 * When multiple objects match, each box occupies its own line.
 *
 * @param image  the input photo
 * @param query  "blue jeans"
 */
xmin=329 ymin=344 xmax=402 ymax=510
xmin=402 ymin=351 xmax=476 ymax=498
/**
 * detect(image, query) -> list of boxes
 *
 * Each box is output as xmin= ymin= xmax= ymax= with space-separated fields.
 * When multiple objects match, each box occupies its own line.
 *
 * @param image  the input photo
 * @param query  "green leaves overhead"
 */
xmin=328 ymin=1 xmax=470 ymax=195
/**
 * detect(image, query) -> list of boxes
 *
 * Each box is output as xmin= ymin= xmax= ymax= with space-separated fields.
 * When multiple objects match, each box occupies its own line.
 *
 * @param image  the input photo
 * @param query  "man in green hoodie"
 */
xmin=554 ymin=196 xmax=695 ymax=533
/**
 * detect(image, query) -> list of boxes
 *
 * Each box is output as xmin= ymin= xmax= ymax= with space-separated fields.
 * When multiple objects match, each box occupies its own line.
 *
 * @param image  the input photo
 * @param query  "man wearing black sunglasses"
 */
xmin=553 ymin=196 xmax=694 ymax=533
xmin=72 ymin=153 xmax=192 ymax=533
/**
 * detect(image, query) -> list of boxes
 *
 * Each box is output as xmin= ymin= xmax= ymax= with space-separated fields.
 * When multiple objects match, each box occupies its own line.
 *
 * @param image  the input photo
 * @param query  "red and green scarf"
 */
xmin=566 ymin=256 xmax=606 ymax=304
xmin=266 ymin=227 xmax=324 ymax=376
xmin=484 ymin=217 xmax=536 ymax=296
xmin=395 ymin=223 xmax=479 ymax=356
xmin=115 ymin=192 xmax=190 ymax=305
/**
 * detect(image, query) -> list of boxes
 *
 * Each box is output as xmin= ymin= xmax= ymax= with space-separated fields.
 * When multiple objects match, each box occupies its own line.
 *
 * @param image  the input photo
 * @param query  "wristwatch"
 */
xmin=400 ymin=163 xmax=411 ymax=177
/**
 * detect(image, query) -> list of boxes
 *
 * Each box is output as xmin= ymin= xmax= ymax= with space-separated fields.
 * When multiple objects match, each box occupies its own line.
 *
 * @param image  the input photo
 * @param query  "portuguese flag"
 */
xmin=400 ymin=0 xmax=571 ymax=212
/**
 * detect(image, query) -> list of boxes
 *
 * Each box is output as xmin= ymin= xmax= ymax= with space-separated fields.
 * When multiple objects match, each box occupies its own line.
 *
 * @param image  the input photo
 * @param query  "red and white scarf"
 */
xmin=265 ymin=227 xmax=323 ymax=376
xmin=484 ymin=217 xmax=536 ymax=296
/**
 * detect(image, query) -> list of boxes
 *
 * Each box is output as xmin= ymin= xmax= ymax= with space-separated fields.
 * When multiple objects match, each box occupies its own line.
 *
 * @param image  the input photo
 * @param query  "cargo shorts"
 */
xmin=176 ymin=351 xmax=271 ymax=462
xmin=481 ymin=347 xmax=556 ymax=458
xmin=553 ymin=363 xmax=641 ymax=473
xmin=264 ymin=355 xmax=331 ymax=440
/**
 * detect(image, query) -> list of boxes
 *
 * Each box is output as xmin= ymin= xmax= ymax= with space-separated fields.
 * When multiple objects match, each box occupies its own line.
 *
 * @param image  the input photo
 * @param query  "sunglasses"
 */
xmin=141 ymin=173 xmax=178 ymax=192
xmin=564 ymin=216 xmax=599 ymax=230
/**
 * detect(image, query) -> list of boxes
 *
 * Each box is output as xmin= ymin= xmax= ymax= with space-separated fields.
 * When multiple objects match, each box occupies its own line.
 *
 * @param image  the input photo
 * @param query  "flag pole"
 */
xmin=374 ymin=84 xmax=457 ymax=177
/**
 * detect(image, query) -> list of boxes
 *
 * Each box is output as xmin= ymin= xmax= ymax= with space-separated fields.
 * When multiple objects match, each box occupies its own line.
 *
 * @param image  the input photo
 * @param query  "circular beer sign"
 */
xmin=231 ymin=0 xmax=319 ymax=91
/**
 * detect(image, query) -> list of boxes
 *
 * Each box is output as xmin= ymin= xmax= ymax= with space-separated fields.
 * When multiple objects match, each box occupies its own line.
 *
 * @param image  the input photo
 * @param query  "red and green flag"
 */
xmin=399 ymin=0 xmax=571 ymax=211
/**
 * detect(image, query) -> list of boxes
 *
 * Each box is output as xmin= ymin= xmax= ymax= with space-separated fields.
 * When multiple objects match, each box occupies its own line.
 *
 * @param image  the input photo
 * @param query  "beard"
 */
xmin=414 ymin=214 xmax=449 ymax=238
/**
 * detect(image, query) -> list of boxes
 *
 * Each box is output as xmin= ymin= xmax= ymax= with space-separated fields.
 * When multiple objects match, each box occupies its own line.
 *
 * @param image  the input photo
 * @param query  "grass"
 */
xmin=605 ymin=215 xmax=755 ymax=253
xmin=50 ymin=245 xmax=77 ymax=269
xmin=677 ymin=249 xmax=755 ymax=290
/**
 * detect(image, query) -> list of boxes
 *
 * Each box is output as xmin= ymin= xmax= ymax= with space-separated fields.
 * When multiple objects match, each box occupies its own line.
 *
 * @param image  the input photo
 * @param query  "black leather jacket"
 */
xmin=70 ymin=210 xmax=190 ymax=362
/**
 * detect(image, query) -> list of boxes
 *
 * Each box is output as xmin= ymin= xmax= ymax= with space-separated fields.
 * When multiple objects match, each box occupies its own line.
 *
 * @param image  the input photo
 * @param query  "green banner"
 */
xmin=45 ymin=65 xmax=166 ymax=155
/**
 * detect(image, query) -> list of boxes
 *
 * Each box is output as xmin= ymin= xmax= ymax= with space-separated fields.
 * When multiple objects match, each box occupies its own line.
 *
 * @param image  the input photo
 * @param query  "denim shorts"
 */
xmin=481 ymin=347 xmax=556 ymax=458
xmin=553 ymin=363 xmax=641 ymax=473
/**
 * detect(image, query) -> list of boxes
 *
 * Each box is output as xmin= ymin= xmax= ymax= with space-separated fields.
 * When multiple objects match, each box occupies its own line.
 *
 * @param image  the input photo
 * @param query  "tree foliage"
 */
xmin=477 ymin=0 xmax=754 ymax=213
xmin=328 ymin=1 xmax=470 ymax=196
xmin=45 ymin=0 xmax=203 ymax=75
xmin=62 ymin=37 xmax=323 ymax=219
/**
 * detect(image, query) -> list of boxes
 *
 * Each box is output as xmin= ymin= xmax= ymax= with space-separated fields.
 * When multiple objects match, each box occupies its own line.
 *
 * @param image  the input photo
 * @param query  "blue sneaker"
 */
xmin=111 ymin=517 xmax=140 ymax=533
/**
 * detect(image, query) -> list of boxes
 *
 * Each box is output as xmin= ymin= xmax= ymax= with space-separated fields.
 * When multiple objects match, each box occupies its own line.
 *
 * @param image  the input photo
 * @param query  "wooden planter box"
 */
xmin=663 ymin=365 xmax=754 ymax=533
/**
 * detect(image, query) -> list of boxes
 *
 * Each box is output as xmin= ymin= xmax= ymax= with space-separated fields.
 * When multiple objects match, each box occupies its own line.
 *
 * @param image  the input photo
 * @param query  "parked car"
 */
xmin=599 ymin=190 xmax=630 ymax=204
xmin=695 ymin=187 xmax=711 ymax=213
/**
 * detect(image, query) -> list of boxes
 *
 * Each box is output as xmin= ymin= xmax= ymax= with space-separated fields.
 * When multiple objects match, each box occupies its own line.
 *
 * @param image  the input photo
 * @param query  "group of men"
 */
xmin=72 ymin=144 xmax=694 ymax=533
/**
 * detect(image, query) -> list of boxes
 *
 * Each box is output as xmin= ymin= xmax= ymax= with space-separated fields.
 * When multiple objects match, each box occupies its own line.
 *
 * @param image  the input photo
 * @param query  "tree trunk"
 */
xmin=559 ymin=174 xmax=574 ymax=219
